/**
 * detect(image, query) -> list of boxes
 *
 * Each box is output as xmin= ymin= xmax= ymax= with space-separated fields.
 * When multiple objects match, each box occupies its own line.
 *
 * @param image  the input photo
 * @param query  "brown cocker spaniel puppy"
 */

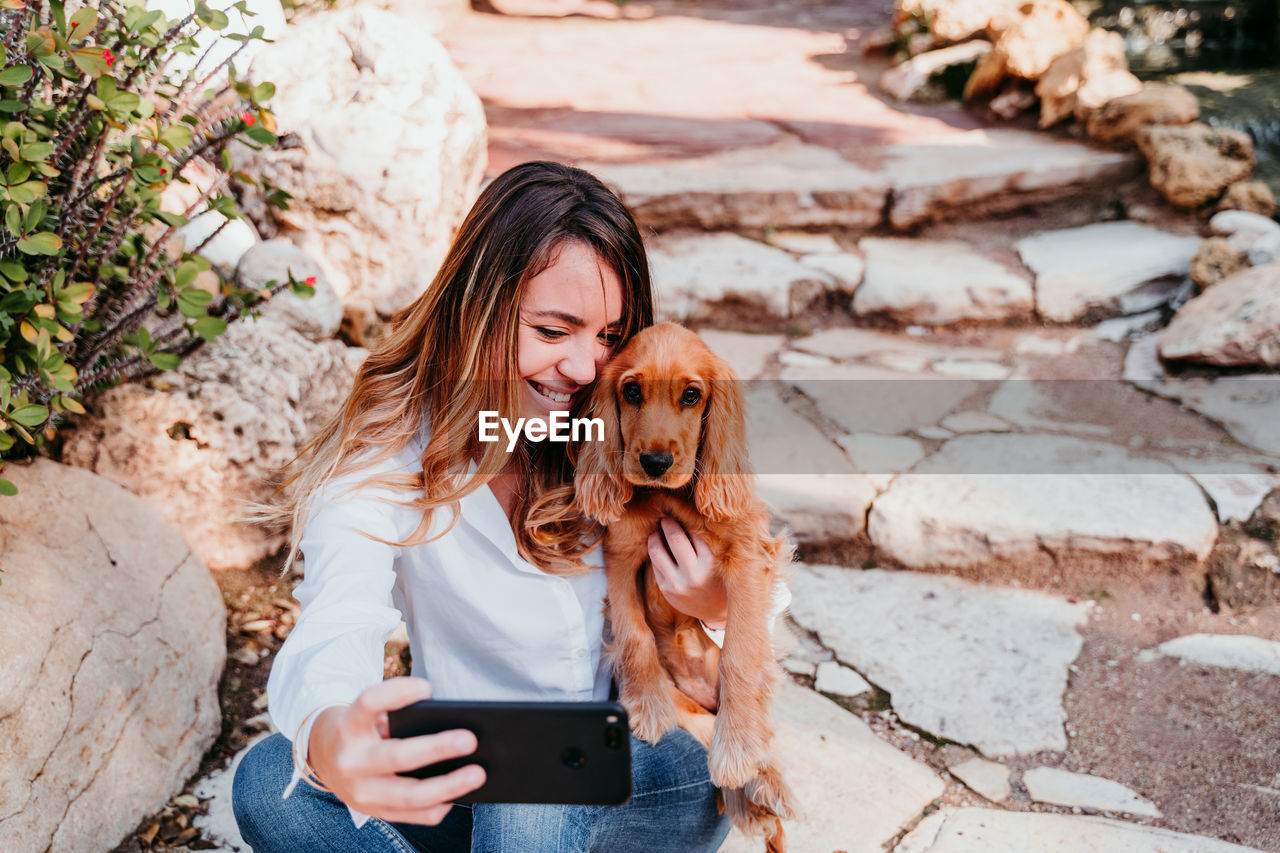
xmin=576 ymin=323 xmax=795 ymax=852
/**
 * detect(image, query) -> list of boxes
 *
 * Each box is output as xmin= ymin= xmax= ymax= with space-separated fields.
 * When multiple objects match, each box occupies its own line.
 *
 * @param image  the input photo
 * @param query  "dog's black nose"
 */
xmin=639 ymin=452 xmax=674 ymax=477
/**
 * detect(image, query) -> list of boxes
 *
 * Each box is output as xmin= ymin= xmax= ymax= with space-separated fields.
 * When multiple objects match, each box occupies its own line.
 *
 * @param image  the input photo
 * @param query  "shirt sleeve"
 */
xmin=698 ymin=576 xmax=792 ymax=649
xmin=267 ymin=473 xmax=412 ymax=828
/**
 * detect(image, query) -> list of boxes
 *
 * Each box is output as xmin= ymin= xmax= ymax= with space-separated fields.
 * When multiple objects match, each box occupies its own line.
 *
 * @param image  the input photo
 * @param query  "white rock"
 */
xmin=879 ymin=41 xmax=992 ymax=102
xmin=786 ymin=362 xmax=981 ymax=436
xmin=1248 ymin=231 xmax=1280 ymax=266
xmin=1123 ymin=333 xmax=1166 ymax=383
xmin=586 ymin=139 xmax=891 ymax=231
xmin=798 ymin=251 xmax=866 ymax=288
xmin=884 ymin=129 xmax=1141 ymax=230
xmin=717 ymin=680 xmax=944 ymax=853
xmin=1011 ymin=331 xmax=1083 ymax=357
xmin=0 ymin=461 xmax=225 ymax=853
xmin=939 ymin=411 xmax=1013 ymax=434
xmin=790 ymin=566 xmax=1090 ymax=756
xmin=1139 ymin=374 xmax=1280 ymax=456
xmin=778 ymin=349 xmax=834 ymax=368
xmin=648 ymin=232 xmax=841 ymax=323
xmin=757 ymin=473 xmax=877 ymax=546
xmin=1015 ymin=222 xmax=1200 ymax=322
xmin=854 ymin=238 xmax=1033 ymax=325
xmin=868 ymin=435 xmax=1219 ymax=580
xmin=236 ymin=240 xmax=343 ymax=341
xmin=914 ymin=425 xmax=954 ymax=440
xmin=1090 ymin=310 xmax=1165 ymax=343
xmin=814 ymin=661 xmax=873 ymax=697
xmin=178 ymin=211 xmax=258 ymax=277
xmin=836 ymin=433 xmax=926 ymax=475
xmin=898 ymin=807 xmax=1263 ymax=853
xmin=695 ymin=329 xmax=782 ymax=380
xmin=1022 ymin=767 xmax=1161 ymax=817
xmin=1156 ymin=634 xmax=1280 ymax=676
xmin=237 ymin=6 xmax=486 ymax=315
xmin=1209 ymin=209 xmax=1280 ymax=240
xmin=930 ymin=359 xmax=1011 ymax=380
xmin=767 ymin=231 xmax=842 ymax=254
xmin=868 ymin=350 xmax=932 ymax=373
xmin=781 ymin=657 xmax=817 ymax=678
xmin=1189 ymin=473 xmax=1279 ymax=523
xmin=948 ymin=757 xmax=1013 ymax=803
xmin=1159 ymin=263 xmax=1280 ymax=369
xmin=986 ymin=380 xmax=1118 ymax=438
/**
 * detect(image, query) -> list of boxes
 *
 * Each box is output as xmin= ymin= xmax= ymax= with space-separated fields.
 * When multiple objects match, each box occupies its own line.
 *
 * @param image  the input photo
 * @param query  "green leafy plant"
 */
xmin=0 ymin=0 xmax=311 ymax=495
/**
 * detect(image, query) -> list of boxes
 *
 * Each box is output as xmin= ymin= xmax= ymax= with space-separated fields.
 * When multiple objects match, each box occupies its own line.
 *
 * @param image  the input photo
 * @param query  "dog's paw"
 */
xmin=708 ymin=727 xmax=769 ymax=790
xmin=744 ymin=762 xmax=796 ymax=822
xmin=624 ymin=690 xmax=677 ymax=744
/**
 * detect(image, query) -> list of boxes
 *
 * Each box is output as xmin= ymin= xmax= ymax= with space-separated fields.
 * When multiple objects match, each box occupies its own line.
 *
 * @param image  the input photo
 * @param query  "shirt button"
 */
xmin=575 ymin=648 xmax=587 ymax=658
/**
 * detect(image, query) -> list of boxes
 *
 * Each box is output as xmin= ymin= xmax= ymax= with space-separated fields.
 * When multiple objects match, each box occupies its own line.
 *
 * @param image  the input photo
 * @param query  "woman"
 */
xmin=232 ymin=161 xmax=734 ymax=852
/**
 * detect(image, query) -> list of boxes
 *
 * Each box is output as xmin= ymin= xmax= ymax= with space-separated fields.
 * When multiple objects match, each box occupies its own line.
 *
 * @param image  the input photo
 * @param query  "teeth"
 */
xmin=532 ymin=381 xmax=573 ymax=403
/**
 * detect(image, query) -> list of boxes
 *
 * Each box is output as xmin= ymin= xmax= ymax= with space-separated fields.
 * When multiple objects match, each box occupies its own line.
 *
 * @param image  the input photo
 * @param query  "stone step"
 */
xmin=586 ymin=129 xmax=1140 ymax=235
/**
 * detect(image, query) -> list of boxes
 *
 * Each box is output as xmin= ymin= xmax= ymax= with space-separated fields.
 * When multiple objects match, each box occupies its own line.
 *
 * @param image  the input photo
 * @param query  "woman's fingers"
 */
xmin=373 ymin=729 xmax=479 ymax=775
xmin=659 ymin=517 xmax=698 ymax=568
xmin=357 ymin=764 xmax=487 ymax=812
xmin=342 ymin=676 xmax=432 ymax=739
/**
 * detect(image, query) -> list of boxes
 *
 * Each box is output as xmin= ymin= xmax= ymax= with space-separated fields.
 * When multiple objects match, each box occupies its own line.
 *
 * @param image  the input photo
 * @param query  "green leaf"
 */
xmin=133 ymin=164 xmax=164 ymax=184
xmin=158 ymin=123 xmax=192 ymax=152
xmin=6 ymin=161 xmax=31 ymax=183
xmin=135 ymin=97 xmax=155 ymax=119
xmin=174 ymin=261 xmax=199 ymax=289
xmin=153 ymin=210 xmax=188 ymax=228
xmin=8 ymin=403 xmax=49 ymax=427
xmin=0 ymin=101 xmax=27 ymax=113
xmin=244 ymin=125 xmax=276 ymax=146
xmin=252 ymin=81 xmax=275 ymax=103
xmin=192 ymin=315 xmax=226 ymax=341
xmin=0 ymin=432 xmax=13 ymax=452
xmin=16 ymin=232 xmax=61 ymax=255
xmin=176 ymin=285 xmax=212 ymax=317
xmin=0 ymin=259 xmax=27 ymax=282
xmin=0 ymin=478 xmax=16 ymax=497
xmin=148 ymin=352 xmax=181 ymax=370
xmin=18 ymin=141 xmax=53 ymax=160
xmin=6 ymin=180 xmax=46 ymax=204
xmin=0 ymin=65 xmax=33 ymax=87
xmin=68 ymin=6 xmax=99 ymax=36
xmin=3 ymin=205 xmax=20 ymax=237
xmin=69 ymin=47 xmax=110 ymax=78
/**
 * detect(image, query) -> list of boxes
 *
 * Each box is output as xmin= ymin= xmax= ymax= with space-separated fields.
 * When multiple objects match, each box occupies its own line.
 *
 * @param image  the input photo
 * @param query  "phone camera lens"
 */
xmin=604 ymin=725 xmax=624 ymax=749
xmin=561 ymin=747 xmax=588 ymax=769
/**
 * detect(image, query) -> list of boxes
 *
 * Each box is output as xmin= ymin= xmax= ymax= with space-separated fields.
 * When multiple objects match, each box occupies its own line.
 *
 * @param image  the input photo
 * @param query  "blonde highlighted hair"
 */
xmin=264 ymin=162 xmax=654 ymax=573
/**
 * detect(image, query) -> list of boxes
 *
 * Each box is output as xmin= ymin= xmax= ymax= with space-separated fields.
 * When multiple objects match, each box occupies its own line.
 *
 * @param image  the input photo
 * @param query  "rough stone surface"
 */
xmin=0 ymin=460 xmax=225 ymax=853
xmin=1085 ymin=82 xmax=1200 ymax=146
xmin=796 ymin=252 xmax=865 ymax=289
xmin=1136 ymin=122 xmax=1256 ymax=210
xmin=814 ymin=661 xmax=873 ymax=697
xmin=898 ymin=808 xmax=1265 ymax=852
xmin=648 ymin=233 xmax=843 ymax=324
xmin=868 ymin=435 xmax=1218 ymax=582
xmin=1208 ymin=209 xmax=1280 ymax=242
xmin=1190 ymin=473 xmax=1280 ymax=523
xmin=1159 ymin=263 xmax=1280 ymax=369
xmin=790 ymin=565 xmax=1090 ymax=756
xmin=178 ymin=211 xmax=259 ymax=278
xmin=879 ymin=41 xmax=992 ymax=103
xmin=964 ymin=0 xmax=1090 ymax=99
xmin=883 ymin=129 xmax=1141 ymax=229
xmin=836 ymin=433 xmax=926 ymax=477
xmin=1022 ymin=767 xmax=1161 ymax=817
xmin=1035 ymin=28 xmax=1140 ymax=128
xmin=854 ymin=238 xmax=1033 ymax=325
xmin=235 ymin=240 xmax=344 ymax=341
xmin=718 ymin=680 xmax=944 ymax=853
xmin=758 ymin=473 xmax=877 ymax=547
xmin=61 ymin=319 xmax=367 ymax=570
xmin=1140 ymin=375 xmax=1280 ymax=457
xmin=784 ymin=362 xmax=980 ymax=436
xmin=1157 ymin=633 xmax=1280 ymax=677
xmin=585 ymin=140 xmax=890 ymax=231
xmin=1217 ymin=180 xmax=1277 ymax=217
xmin=949 ymin=757 xmax=1013 ymax=803
xmin=236 ymin=6 xmax=486 ymax=315
xmin=1014 ymin=221 xmax=1200 ymax=322
xmin=897 ymin=0 xmax=1022 ymax=44
xmin=1190 ymin=236 xmax=1249 ymax=290
xmin=696 ymin=329 xmax=782 ymax=381
xmin=939 ymin=411 xmax=1013 ymax=433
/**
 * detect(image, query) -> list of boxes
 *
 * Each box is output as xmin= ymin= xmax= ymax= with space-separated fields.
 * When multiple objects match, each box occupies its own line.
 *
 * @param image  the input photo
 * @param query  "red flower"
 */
xmin=304 ymin=276 xmax=316 ymax=288
xmin=103 ymin=48 xmax=114 ymax=67
xmin=159 ymin=167 xmax=167 ymax=175
xmin=241 ymin=111 xmax=256 ymax=126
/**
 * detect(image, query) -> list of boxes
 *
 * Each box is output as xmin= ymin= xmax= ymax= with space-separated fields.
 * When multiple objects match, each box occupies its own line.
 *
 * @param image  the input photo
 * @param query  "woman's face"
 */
xmin=515 ymin=241 xmax=624 ymax=424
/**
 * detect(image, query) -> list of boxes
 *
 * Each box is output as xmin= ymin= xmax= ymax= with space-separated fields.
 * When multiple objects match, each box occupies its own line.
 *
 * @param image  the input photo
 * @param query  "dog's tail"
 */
xmin=719 ymin=761 xmax=795 ymax=852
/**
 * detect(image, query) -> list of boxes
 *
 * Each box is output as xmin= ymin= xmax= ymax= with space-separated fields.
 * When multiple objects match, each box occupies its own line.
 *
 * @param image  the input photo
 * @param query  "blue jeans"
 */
xmin=232 ymin=731 xmax=731 ymax=852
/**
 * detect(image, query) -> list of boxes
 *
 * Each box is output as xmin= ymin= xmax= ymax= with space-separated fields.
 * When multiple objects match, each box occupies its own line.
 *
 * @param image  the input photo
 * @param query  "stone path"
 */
xmin=177 ymin=1 xmax=1280 ymax=851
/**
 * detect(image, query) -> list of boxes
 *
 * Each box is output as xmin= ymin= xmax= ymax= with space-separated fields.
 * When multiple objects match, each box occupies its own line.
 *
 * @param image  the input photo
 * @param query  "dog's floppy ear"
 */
xmin=694 ymin=353 xmax=753 ymax=523
xmin=574 ymin=363 xmax=631 ymax=524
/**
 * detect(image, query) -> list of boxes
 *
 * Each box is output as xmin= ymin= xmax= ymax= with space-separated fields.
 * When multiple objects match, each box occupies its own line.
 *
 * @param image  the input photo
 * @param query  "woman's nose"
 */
xmin=558 ymin=337 xmax=598 ymax=385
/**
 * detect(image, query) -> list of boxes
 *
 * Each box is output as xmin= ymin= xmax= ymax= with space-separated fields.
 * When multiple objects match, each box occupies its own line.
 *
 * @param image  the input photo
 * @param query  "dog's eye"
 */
xmin=622 ymin=382 xmax=642 ymax=404
xmin=681 ymin=387 xmax=701 ymax=406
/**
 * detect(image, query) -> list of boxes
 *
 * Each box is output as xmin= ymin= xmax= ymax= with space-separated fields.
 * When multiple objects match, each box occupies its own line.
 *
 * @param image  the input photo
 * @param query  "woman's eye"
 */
xmin=535 ymin=327 xmax=567 ymax=339
xmin=622 ymin=383 xmax=642 ymax=404
xmin=681 ymin=387 xmax=701 ymax=406
xmin=599 ymin=333 xmax=621 ymax=347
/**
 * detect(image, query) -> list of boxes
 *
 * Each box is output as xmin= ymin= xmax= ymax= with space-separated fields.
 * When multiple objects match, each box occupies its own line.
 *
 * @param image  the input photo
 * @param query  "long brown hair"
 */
xmin=268 ymin=162 xmax=654 ymax=572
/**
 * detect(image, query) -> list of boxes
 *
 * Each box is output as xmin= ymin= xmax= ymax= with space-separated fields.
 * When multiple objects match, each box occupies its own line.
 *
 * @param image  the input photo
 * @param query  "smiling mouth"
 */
xmin=529 ymin=380 xmax=576 ymax=405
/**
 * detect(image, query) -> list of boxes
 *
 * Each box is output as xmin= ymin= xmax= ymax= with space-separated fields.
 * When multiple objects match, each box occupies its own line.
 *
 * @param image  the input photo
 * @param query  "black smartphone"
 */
xmin=387 ymin=700 xmax=632 ymax=805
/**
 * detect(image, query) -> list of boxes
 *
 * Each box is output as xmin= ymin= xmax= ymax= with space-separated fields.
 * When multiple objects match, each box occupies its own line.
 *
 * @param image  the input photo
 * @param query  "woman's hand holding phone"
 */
xmin=306 ymin=677 xmax=486 ymax=824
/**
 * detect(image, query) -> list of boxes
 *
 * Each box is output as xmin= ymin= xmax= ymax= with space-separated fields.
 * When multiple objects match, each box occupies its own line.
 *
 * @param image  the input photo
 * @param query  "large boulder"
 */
xmin=964 ymin=0 xmax=1090 ymax=100
xmin=0 ymin=460 xmax=225 ymax=853
xmin=1137 ymin=122 xmax=1256 ymax=209
xmin=896 ymin=0 xmax=1022 ymax=45
xmin=235 ymin=6 xmax=486 ymax=316
xmin=879 ymin=40 xmax=991 ymax=103
xmin=1217 ymin=180 xmax=1276 ymax=217
xmin=1158 ymin=263 xmax=1280 ymax=369
xmin=1035 ymin=28 xmax=1140 ymax=128
xmin=61 ymin=320 xmax=367 ymax=570
xmin=1085 ymin=82 xmax=1200 ymax=146
xmin=236 ymin=240 xmax=344 ymax=342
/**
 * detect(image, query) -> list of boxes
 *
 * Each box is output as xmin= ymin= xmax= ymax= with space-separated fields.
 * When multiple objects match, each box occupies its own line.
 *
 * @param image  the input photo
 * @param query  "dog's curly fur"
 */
xmin=576 ymin=323 xmax=795 ymax=852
